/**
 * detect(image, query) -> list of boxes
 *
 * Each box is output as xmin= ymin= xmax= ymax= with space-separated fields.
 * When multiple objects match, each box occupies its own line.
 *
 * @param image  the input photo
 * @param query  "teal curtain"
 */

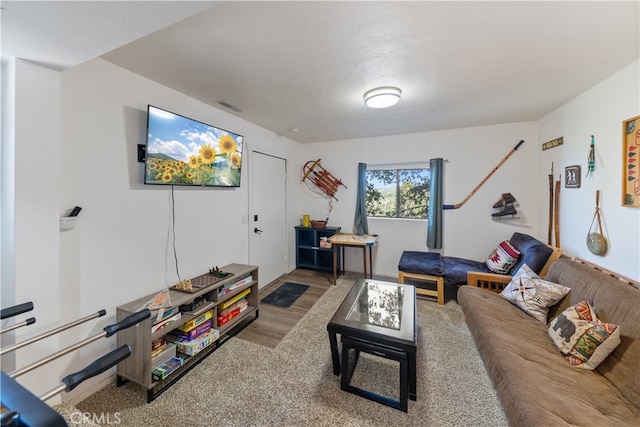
xmin=427 ymin=158 xmax=443 ymax=249
xmin=353 ymin=162 xmax=369 ymax=235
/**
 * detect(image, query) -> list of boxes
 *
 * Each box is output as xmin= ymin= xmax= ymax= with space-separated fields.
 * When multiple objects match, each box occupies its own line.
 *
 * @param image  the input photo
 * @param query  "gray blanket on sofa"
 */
xmin=458 ymin=258 xmax=640 ymax=426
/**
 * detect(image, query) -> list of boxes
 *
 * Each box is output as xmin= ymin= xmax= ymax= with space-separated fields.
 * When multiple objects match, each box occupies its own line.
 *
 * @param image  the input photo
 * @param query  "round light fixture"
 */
xmin=363 ymin=86 xmax=402 ymax=108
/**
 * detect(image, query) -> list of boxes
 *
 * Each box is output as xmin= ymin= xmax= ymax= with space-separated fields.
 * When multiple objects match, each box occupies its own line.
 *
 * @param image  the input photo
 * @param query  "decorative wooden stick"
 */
xmin=554 ymin=176 xmax=561 ymax=248
xmin=548 ymin=162 xmax=554 ymax=245
xmin=444 ymin=140 xmax=524 ymax=210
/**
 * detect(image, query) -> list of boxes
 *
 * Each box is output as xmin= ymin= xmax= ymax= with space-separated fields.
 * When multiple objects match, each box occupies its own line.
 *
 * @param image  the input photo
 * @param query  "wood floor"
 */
xmin=235 ymin=269 xmax=336 ymax=348
xmin=236 ymin=269 xmax=396 ymax=349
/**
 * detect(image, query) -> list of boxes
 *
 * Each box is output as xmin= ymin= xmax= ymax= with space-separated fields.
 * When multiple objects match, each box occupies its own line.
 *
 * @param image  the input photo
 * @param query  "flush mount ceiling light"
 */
xmin=363 ymin=86 xmax=402 ymax=108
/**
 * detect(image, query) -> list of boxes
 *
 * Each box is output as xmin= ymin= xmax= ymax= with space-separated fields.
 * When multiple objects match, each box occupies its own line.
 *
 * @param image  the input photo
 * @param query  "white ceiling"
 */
xmin=3 ymin=1 xmax=639 ymax=144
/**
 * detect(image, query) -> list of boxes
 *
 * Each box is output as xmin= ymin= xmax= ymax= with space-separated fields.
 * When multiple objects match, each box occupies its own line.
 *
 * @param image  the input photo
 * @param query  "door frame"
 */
xmin=248 ymin=149 xmax=288 ymax=288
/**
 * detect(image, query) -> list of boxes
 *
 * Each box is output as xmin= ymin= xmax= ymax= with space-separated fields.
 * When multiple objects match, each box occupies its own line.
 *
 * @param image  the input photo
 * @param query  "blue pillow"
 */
xmin=509 ymin=233 xmax=552 ymax=275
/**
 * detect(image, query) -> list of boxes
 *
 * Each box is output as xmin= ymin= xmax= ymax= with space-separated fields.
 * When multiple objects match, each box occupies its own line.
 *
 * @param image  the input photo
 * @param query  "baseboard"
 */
xmin=64 ymin=373 xmax=116 ymax=406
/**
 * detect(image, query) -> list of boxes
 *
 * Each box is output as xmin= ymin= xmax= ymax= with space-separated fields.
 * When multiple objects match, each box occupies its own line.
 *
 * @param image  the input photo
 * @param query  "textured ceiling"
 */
xmin=3 ymin=1 xmax=639 ymax=144
xmin=0 ymin=1 xmax=214 ymax=70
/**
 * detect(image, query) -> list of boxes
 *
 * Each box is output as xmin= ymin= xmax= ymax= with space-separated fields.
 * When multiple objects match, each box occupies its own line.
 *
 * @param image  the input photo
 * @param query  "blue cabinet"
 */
xmin=295 ymin=226 xmax=341 ymax=272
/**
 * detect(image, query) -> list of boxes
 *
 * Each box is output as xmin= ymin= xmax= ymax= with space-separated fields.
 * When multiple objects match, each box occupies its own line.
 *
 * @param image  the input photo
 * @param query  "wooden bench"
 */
xmin=397 ymin=251 xmax=445 ymax=305
xmin=398 ymin=271 xmax=444 ymax=305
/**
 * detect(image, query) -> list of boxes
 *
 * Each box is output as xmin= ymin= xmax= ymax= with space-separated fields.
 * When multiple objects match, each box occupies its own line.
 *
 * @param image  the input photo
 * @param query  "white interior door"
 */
xmin=249 ymin=151 xmax=287 ymax=289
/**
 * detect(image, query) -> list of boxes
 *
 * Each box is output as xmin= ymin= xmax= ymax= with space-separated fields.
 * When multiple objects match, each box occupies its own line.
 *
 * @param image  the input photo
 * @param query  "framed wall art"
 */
xmin=622 ymin=115 xmax=640 ymax=207
xmin=565 ymin=165 xmax=581 ymax=188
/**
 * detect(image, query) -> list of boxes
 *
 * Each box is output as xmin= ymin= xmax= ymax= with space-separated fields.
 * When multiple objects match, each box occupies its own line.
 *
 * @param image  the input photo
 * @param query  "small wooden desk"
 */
xmin=328 ymin=234 xmax=378 ymax=285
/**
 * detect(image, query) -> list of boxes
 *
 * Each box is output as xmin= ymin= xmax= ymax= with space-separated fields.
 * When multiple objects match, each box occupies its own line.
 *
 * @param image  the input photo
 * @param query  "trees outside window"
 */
xmin=365 ymin=168 xmax=429 ymax=219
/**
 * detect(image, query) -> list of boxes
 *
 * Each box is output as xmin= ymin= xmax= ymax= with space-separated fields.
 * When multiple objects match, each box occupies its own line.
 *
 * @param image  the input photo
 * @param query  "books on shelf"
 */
xmin=218 ymin=274 xmax=253 ymax=296
xmin=177 ymin=309 xmax=213 ymax=333
xmin=151 ymin=306 xmax=180 ymax=324
xmin=217 ymin=298 xmax=249 ymax=327
xmin=151 ymin=336 xmax=167 ymax=358
xmin=152 ymin=356 xmax=183 ymax=382
xmin=217 ymin=307 xmax=240 ymax=327
xmin=151 ymin=343 xmax=176 ymax=367
xmin=219 ymin=288 xmax=251 ymax=310
xmin=171 ymin=319 xmax=212 ymax=341
xmin=167 ymin=329 xmax=219 ymax=356
xmin=151 ymin=312 xmax=182 ymax=333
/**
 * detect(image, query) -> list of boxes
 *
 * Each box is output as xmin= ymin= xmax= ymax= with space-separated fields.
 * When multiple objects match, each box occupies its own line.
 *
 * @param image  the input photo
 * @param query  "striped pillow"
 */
xmin=485 ymin=240 xmax=521 ymax=274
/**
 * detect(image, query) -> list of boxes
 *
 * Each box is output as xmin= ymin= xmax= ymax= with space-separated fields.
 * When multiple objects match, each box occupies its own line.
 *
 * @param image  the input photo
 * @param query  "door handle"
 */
xmin=254 ymin=228 xmax=263 ymax=234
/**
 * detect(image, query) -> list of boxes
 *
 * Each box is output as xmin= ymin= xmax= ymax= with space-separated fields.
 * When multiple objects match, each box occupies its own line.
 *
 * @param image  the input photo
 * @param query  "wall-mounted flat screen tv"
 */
xmin=144 ymin=105 xmax=244 ymax=187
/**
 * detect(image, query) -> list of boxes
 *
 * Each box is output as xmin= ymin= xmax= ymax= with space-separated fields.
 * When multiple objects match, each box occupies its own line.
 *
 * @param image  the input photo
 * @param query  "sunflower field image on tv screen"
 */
xmin=144 ymin=105 xmax=243 ymax=187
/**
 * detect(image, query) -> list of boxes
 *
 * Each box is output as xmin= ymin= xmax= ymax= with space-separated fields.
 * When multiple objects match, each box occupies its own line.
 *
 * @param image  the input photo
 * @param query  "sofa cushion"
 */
xmin=397 ymin=251 xmax=444 ymax=276
xmin=509 ymin=232 xmax=553 ymax=275
xmin=543 ymin=259 xmax=640 ymax=411
xmin=500 ymin=264 xmax=571 ymax=323
xmin=441 ymin=256 xmax=490 ymax=287
xmin=548 ymin=300 xmax=620 ymax=370
xmin=485 ymin=240 xmax=520 ymax=274
xmin=459 ymin=285 xmax=640 ymax=426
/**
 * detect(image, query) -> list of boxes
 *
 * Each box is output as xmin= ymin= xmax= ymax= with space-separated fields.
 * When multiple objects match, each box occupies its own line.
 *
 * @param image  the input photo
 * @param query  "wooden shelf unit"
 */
xmin=115 ymin=263 xmax=259 ymax=402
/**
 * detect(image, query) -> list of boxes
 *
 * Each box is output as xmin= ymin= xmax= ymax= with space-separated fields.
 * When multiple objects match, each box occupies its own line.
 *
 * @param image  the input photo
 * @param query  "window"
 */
xmin=366 ymin=166 xmax=430 ymax=219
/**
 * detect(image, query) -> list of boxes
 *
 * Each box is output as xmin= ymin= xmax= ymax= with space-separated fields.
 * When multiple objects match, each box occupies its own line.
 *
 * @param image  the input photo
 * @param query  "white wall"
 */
xmin=4 ymin=59 xmax=64 ymax=395
xmin=4 ymin=57 xmax=300 ymax=401
xmin=0 ymin=57 xmax=16 ymax=372
xmin=537 ymin=60 xmax=640 ymax=281
xmin=299 ymin=122 xmax=540 ymax=277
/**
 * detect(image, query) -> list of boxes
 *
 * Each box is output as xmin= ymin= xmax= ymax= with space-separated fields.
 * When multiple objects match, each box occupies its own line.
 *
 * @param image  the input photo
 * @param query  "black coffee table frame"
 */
xmin=327 ymin=278 xmax=417 ymax=411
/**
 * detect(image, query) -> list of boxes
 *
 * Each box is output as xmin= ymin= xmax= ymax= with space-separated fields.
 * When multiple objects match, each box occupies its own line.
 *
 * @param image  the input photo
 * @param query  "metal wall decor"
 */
xmin=565 ymin=165 xmax=581 ymax=188
xmin=542 ymin=137 xmax=563 ymax=151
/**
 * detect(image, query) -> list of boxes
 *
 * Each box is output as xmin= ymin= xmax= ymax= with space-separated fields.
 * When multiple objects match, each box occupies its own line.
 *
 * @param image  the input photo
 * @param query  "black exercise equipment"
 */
xmin=1 ymin=302 xmax=34 ymax=320
xmin=0 ymin=310 xmax=107 ymax=357
xmin=1 ymin=305 xmax=150 ymax=427
xmin=0 ymin=302 xmax=36 ymax=336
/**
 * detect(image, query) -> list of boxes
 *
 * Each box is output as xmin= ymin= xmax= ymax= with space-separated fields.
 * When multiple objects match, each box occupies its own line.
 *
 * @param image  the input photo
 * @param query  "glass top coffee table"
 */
xmin=327 ymin=278 xmax=417 ymax=411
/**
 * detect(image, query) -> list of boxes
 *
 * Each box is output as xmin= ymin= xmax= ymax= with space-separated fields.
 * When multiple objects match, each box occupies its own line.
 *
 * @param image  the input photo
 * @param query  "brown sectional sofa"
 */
xmin=458 ymin=258 xmax=640 ymax=426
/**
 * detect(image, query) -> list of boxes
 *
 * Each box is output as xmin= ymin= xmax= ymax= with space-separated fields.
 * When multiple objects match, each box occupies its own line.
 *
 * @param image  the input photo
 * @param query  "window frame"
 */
xmin=365 ymin=162 xmax=430 ymax=220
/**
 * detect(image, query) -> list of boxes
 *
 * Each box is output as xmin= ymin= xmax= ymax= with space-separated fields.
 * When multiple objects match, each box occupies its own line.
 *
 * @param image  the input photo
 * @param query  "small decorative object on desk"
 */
xmin=209 ymin=266 xmax=224 ymax=276
xmin=208 ymin=266 xmax=233 ymax=280
xmin=172 ymin=269 xmax=235 ymax=293
xmin=320 ymin=237 xmax=331 ymax=248
xmin=329 ymin=234 xmax=378 ymax=245
xmin=310 ymin=219 xmax=327 ymax=228
xmin=175 ymin=279 xmax=193 ymax=291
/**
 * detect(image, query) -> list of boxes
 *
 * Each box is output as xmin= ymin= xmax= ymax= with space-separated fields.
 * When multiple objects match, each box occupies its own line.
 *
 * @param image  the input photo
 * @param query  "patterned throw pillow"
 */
xmin=548 ymin=300 xmax=620 ymax=370
xmin=485 ymin=240 xmax=521 ymax=274
xmin=500 ymin=264 xmax=570 ymax=323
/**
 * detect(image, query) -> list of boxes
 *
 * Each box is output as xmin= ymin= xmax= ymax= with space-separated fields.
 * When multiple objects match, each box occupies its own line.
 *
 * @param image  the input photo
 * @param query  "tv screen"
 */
xmin=144 ymin=105 xmax=244 ymax=187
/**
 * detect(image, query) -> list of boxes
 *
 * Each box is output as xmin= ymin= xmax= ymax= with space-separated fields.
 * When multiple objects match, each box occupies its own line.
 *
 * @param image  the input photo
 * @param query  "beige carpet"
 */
xmin=67 ymin=278 xmax=507 ymax=426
